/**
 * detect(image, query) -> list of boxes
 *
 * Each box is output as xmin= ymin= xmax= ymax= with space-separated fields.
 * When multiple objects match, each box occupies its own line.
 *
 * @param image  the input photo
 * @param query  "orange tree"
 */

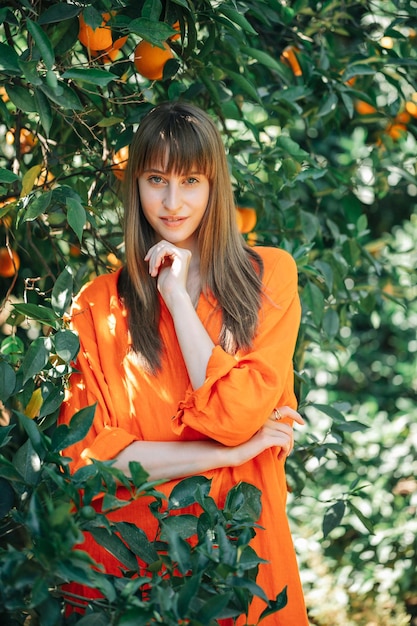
xmin=0 ymin=0 xmax=416 ymax=623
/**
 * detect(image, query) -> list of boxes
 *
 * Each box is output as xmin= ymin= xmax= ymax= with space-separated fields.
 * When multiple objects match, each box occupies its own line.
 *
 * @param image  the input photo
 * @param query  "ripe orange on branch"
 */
xmin=134 ymin=40 xmax=174 ymax=81
xmin=6 ymin=128 xmax=37 ymax=154
xmin=355 ymin=100 xmax=377 ymax=115
xmin=236 ymin=207 xmax=257 ymax=234
xmin=0 ymin=247 xmax=20 ymax=278
xmin=280 ymin=46 xmax=302 ymax=77
xmin=111 ymin=145 xmax=129 ymax=181
xmin=78 ymin=12 xmax=113 ymax=52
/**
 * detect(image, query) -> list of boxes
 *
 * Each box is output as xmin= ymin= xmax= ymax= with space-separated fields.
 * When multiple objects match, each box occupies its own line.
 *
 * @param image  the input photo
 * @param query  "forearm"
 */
xmin=114 ymin=439 xmax=233 ymax=481
xmin=169 ymin=290 xmax=215 ymax=389
xmin=113 ymin=408 xmax=301 ymax=481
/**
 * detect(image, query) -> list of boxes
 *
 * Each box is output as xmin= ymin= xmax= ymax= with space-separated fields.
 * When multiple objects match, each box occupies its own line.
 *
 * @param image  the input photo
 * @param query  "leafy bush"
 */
xmin=0 ymin=407 xmax=287 ymax=625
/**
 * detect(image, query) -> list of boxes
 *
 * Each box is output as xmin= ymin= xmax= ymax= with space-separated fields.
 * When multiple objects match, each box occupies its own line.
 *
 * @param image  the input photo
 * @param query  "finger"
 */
xmin=269 ymin=406 xmax=305 ymax=426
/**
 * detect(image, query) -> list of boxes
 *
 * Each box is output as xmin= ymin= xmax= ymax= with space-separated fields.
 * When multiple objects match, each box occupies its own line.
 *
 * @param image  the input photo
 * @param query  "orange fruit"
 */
xmin=395 ymin=111 xmax=411 ymax=125
xmin=5 ymin=128 xmax=37 ymax=154
xmin=111 ymin=145 xmax=129 ymax=181
xmin=385 ymin=122 xmax=407 ymax=140
xmin=69 ymin=243 xmax=81 ymax=257
xmin=107 ymin=252 xmax=123 ymax=269
xmin=92 ymin=34 xmax=128 ymax=62
xmin=78 ymin=12 xmax=113 ymax=52
xmin=0 ymin=247 xmax=20 ymax=277
xmin=35 ymin=169 xmax=55 ymax=188
xmin=355 ymin=100 xmax=377 ymax=115
xmin=170 ymin=21 xmax=181 ymax=41
xmin=280 ymin=46 xmax=302 ymax=77
xmin=134 ymin=40 xmax=174 ymax=81
xmin=0 ymin=86 xmax=9 ymax=102
xmin=236 ymin=207 xmax=257 ymax=234
xmin=405 ymin=100 xmax=417 ymax=118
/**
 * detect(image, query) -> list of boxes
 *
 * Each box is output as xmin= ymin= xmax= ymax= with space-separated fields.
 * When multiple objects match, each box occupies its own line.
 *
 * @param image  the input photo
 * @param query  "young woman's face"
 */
xmin=138 ymin=166 xmax=210 ymax=251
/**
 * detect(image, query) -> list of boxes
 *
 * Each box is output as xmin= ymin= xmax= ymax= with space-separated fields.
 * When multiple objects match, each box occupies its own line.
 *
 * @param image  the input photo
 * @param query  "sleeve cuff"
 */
xmin=171 ymin=345 xmax=238 ymax=436
xmin=71 ymin=427 xmax=139 ymax=472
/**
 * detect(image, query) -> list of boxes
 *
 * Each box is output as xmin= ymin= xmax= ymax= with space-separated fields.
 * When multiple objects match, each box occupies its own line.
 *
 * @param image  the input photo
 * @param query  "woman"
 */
xmin=59 ymin=101 xmax=309 ymax=624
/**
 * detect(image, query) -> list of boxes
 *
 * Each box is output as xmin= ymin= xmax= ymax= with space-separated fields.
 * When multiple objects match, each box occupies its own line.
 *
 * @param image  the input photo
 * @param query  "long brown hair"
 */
xmin=119 ymin=101 xmax=264 ymax=372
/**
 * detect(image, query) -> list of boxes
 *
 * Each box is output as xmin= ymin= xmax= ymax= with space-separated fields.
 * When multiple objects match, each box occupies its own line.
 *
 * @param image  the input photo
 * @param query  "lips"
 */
xmin=160 ymin=216 xmax=186 ymax=225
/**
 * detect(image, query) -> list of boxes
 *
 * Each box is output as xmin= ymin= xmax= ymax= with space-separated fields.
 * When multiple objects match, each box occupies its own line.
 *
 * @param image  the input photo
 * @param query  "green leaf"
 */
xmin=39 ymin=81 xmax=83 ymax=111
xmin=12 ymin=303 xmax=59 ymax=328
xmin=177 ymin=573 xmax=202 ymax=615
xmin=302 ymin=281 xmax=324 ymax=327
xmin=218 ymin=5 xmax=257 ymax=35
xmin=89 ymin=527 xmax=139 ymax=571
xmin=160 ymin=514 xmax=198 ymax=541
xmin=128 ymin=461 xmax=149 ymax=487
xmin=246 ymin=46 xmax=286 ymax=74
xmin=18 ymin=59 xmax=44 ymax=87
xmin=15 ymin=411 xmax=47 ymax=459
xmin=97 ymin=116 xmax=124 ymax=127
xmin=141 ymin=0 xmax=163 ymax=21
xmin=0 ymin=359 xmax=16 ymax=401
xmin=336 ymin=420 xmax=368 ymax=433
xmin=196 ymin=592 xmax=233 ymax=623
xmin=224 ymin=482 xmax=262 ymax=522
xmin=38 ymin=385 xmax=64 ymax=418
xmin=311 ymin=403 xmax=346 ymax=422
xmin=63 ymin=68 xmax=118 ymax=87
xmin=26 ymin=19 xmax=55 ymax=70
xmin=54 ymin=329 xmax=79 ymax=363
xmin=259 ymin=586 xmax=288 ymax=621
xmin=34 ymin=88 xmax=53 ymax=137
xmin=116 ymin=522 xmax=159 ymax=564
xmin=22 ymin=191 xmax=52 ymax=222
xmin=323 ymin=500 xmax=345 ymax=538
xmin=349 ymin=502 xmax=374 ymax=534
xmin=322 ymin=308 xmax=339 ymax=339
xmin=317 ymin=92 xmax=338 ymax=117
xmin=166 ymin=530 xmax=192 ymax=574
xmin=0 ymin=42 xmax=21 ymax=76
xmin=20 ymin=336 xmax=52 ymax=384
xmin=51 ymin=266 xmax=74 ymax=317
xmin=66 ymin=197 xmax=86 ymax=242
xmin=128 ymin=18 xmax=175 ymax=45
xmin=0 ymin=424 xmax=14 ymax=448
xmin=6 ymin=85 xmax=37 ymax=112
xmin=168 ymin=475 xmax=211 ymax=509
xmin=227 ymin=69 xmax=260 ymax=102
xmin=51 ymin=404 xmax=96 ymax=453
xmin=38 ymin=4 xmax=81 ymax=24
xmin=300 ymin=210 xmax=319 ymax=242
xmin=0 ymin=168 xmax=20 ymax=184
xmin=0 ymin=456 xmax=25 ymax=482
xmin=342 ymin=238 xmax=361 ymax=266
xmin=277 ymin=135 xmax=309 ymax=160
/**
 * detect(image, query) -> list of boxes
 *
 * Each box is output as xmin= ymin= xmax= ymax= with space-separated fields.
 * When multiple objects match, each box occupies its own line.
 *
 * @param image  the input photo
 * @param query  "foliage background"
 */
xmin=0 ymin=0 xmax=416 ymax=624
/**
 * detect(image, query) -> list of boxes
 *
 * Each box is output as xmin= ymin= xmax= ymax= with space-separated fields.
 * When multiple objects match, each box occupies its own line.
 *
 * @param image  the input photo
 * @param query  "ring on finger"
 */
xmin=273 ymin=408 xmax=283 ymax=421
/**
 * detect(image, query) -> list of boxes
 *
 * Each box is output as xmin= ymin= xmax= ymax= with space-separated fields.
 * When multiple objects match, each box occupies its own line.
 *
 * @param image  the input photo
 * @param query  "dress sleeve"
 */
xmin=171 ymin=249 xmax=301 ymax=446
xmin=58 ymin=284 xmax=140 ymax=472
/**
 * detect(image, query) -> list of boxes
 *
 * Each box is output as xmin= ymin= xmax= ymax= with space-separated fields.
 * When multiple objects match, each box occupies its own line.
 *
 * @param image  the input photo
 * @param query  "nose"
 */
xmin=163 ymin=182 xmax=182 ymax=211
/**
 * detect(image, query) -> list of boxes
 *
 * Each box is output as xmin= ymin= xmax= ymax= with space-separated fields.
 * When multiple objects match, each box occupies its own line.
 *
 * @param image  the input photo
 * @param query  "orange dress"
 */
xmin=58 ymin=246 xmax=309 ymax=625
